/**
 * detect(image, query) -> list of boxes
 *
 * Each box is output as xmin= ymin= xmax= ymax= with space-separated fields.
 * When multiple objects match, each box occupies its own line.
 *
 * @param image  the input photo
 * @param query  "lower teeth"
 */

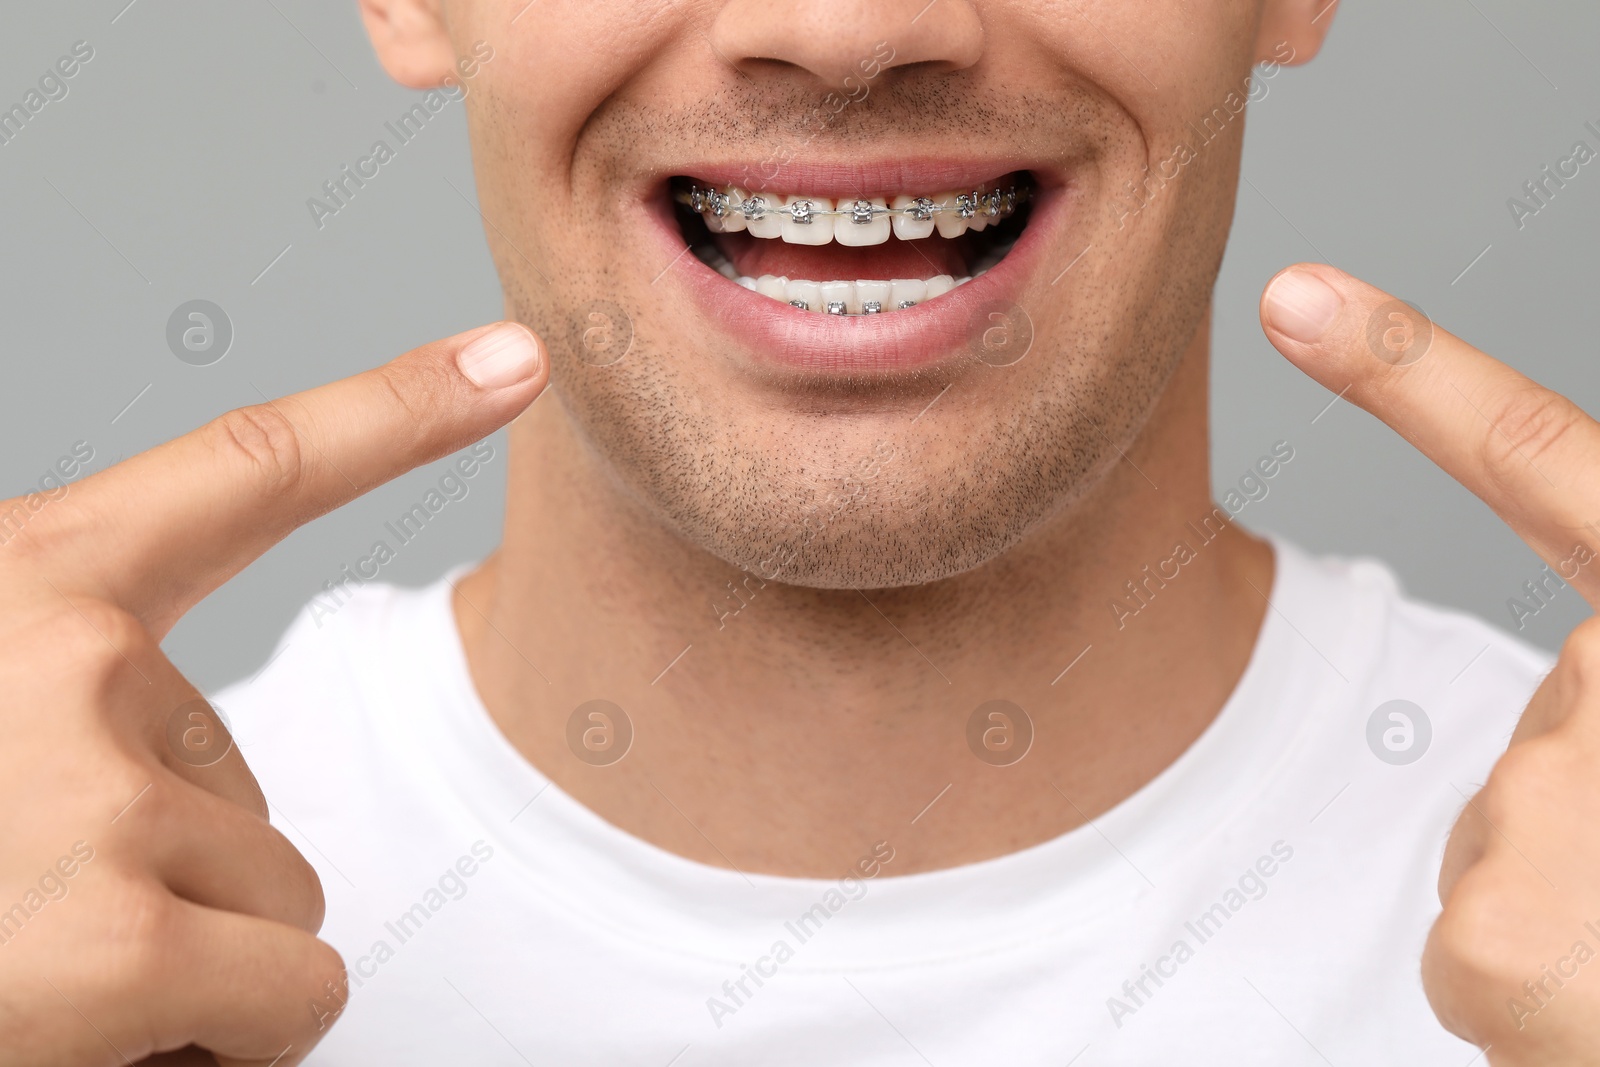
xmin=700 ymin=244 xmax=1011 ymax=315
xmin=732 ymin=272 xmax=971 ymax=314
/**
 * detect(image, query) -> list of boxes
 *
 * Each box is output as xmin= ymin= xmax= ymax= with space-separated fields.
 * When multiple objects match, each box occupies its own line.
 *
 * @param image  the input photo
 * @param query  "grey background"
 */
xmin=1 ymin=1 xmax=1594 ymax=693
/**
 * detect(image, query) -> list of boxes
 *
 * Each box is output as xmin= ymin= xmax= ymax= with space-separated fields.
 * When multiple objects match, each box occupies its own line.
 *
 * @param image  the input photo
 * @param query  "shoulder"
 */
xmin=1272 ymin=536 xmax=1552 ymax=778
xmin=211 ymin=570 xmax=463 ymax=799
xmin=216 ymin=575 xmax=427 ymax=708
xmin=1282 ymin=536 xmax=1550 ymax=682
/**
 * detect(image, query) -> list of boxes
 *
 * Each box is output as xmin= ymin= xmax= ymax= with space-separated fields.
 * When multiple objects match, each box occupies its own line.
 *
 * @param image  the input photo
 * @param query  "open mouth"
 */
xmin=671 ymin=172 xmax=1036 ymax=316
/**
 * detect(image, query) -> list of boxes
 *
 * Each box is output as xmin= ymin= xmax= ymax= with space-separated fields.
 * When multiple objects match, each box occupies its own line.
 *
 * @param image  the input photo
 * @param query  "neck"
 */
xmin=456 ymin=307 xmax=1272 ymax=877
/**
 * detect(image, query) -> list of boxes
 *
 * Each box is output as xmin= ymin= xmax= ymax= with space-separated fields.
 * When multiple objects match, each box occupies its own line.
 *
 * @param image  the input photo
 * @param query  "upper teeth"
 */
xmin=680 ymin=183 xmax=1027 ymax=246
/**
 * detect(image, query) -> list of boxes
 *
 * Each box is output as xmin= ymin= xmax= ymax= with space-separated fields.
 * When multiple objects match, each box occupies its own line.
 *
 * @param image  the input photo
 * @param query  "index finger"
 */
xmin=23 ymin=321 xmax=545 ymax=636
xmin=1260 ymin=264 xmax=1600 ymax=610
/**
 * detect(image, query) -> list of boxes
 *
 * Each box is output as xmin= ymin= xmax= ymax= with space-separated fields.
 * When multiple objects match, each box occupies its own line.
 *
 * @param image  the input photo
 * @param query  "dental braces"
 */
xmin=676 ymin=183 xmax=1030 ymax=226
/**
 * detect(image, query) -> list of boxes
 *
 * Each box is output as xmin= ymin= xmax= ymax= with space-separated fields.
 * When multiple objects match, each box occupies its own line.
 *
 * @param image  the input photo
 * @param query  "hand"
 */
xmin=0 ymin=322 xmax=546 ymax=1066
xmin=1261 ymin=265 xmax=1600 ymax=1064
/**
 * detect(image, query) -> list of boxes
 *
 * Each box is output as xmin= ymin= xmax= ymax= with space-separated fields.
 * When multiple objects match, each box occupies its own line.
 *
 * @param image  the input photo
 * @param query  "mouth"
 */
xmin=673 ymin=173 xmax=1033 ymax=315
xmin=647 ymin=162 xmax=1063 ymax=377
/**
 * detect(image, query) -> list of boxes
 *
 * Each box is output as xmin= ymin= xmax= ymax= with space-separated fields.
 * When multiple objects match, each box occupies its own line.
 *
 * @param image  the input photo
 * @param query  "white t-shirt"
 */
xmin=218 ymin=537 xmax=1550 ymax=1065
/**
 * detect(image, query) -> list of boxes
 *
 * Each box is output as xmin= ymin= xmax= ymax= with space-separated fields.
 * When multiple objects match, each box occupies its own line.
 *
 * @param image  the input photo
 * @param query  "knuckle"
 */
xmin=74 ymin=598 xmax=147 ymax=653
xmin=372 ymin=361 xmax=447 ymax=430
xmin=1433 ymin=868 xmax=1519 ymax=983
xmin=98 ymin=765 xmax=161 ymax=824
xmin=1479 ymin=384 xmax=1585 ymax=490
xmin=130 ymin=778 xmax=184 ymax=828
xmin=281 ymin=837 xmax=328 ymax=933
xmin=0 ymin=496 xmax=45 ymax=561
xmin=41 ymin=600 xmax=153 ymax=691
xmin=1478 ymin=742 xmax=1561 ymax=825
xmin=1557 ymin=616 xmax=1600 ymax=693
xmin=208 ymin=404 xmax=306 ymax=500
xmin=236 ymin=764 xmax=270 ymax=822
xmin=307 ymin=938 xmax=348 ymax=992
xmin=297 ymin=938 xmax=350 ymax=1038
xmin=98 ymin=881 xmax=180 ymax=990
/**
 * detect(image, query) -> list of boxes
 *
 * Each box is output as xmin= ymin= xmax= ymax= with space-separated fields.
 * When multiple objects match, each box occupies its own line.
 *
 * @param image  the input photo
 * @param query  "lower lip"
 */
xmin=646 ymin=188 xmax=1062 ymax=376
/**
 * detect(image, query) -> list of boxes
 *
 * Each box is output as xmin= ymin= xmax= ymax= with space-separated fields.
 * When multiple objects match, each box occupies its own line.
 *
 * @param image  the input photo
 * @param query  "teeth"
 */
xmin=785 ymin=279 xmax=822 ymax=311
xmin=855 ymin=280 xmax=890 ymax=313
xmin=730 ymin=274 xmax=991 ymax=315
xmin=780 ymin=195 xmax=834 ymax=245
xmin=679 ymin=182 xmax=1027 ymax=246
xmin=932 ymin=193 xmax=969 ymax=239
xmin=706 ymin=186 xmax=746 ymax=233
xmin=678 ymin=180 xmax=1029 ymax=314
xmin=890 ymin=195 xmax=935 ymax=241
xmin=819 ymin=280 xmax=854 ymax=314
xmin=889 ymin=278 xmax=926 ymax=308
xmin=745 ymin=195 xmax=783 ymax=239
xmin=834 ymin=198 xmax=891 ymax=247
xmin=969 ymin=193 xmax=997 ymax=233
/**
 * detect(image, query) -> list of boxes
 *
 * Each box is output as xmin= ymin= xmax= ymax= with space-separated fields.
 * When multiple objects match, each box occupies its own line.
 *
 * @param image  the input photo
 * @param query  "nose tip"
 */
xmin=708 ymin=0 xmax=984 ymax=90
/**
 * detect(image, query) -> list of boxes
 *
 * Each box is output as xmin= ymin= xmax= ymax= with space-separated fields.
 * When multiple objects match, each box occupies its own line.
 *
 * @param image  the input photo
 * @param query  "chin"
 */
xmin=693 ymin=506 xmax=1024 ymax=592
xmin=619 ymin=394 xmax=1110 ymax=593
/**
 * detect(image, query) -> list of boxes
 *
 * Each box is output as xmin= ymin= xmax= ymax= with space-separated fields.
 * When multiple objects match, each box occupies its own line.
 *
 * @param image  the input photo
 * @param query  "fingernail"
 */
xmin=459 ymin=323 xmax=541 ymax=389
xmin=1264 ymin=270 xmax=1343 ymax=344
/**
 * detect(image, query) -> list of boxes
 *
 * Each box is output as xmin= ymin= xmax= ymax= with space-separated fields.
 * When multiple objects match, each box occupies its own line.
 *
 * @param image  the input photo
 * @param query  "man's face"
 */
xmin=436 ymin=0 xmax=1285 ymax=587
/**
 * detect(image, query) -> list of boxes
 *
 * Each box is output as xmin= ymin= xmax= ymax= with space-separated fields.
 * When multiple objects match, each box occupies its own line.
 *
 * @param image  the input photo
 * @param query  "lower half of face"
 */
xmin=471 ymin=5 xmax=1253 ymax=588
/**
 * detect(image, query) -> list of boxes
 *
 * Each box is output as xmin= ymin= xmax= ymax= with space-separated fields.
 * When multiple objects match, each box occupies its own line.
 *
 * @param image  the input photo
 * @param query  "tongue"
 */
xmin=713 ymin=230 xmax=972 ymax=280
